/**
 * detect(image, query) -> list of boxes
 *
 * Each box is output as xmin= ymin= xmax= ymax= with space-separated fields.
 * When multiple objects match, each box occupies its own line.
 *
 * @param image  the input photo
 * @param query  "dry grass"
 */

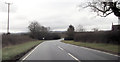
xmin=2 ymin=41 xmax=43 ymax=60
xmin=62 ymin=40 xmax=119 ymax=54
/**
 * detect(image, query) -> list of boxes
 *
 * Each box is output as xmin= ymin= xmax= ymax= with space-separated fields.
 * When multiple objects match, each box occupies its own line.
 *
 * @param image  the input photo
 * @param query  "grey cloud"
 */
xmin=15 ymin=15 xmax=27 ymax=20
xmin=0 ymin=0 xmax=117 ymax=33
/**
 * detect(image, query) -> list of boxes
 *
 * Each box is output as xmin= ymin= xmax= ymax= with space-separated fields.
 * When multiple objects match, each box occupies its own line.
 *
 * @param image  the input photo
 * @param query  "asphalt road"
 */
xmin=21 ymin=39 xmax=119 ymax=62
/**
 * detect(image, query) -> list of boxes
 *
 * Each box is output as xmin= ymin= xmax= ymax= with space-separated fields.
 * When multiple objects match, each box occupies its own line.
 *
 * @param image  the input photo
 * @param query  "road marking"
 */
xmin=21 ymin=44 xmax=40 ymax=61
xmin=58 ymin=46 xmax=81 ymax=62
xmin=80 ymin=47 xmax=120 ymax=57
xmin=58 ymin=46 xmax=64 ymax=51
xmin=64 ymin=43 xmax=120 ymax=57
xmin=68 ymin=53 xmax=81 ymax=62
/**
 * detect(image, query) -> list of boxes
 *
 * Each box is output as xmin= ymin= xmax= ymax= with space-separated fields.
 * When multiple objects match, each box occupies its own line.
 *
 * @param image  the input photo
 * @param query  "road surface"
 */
xmin=21 ymin=39 xmax=119 ymax=62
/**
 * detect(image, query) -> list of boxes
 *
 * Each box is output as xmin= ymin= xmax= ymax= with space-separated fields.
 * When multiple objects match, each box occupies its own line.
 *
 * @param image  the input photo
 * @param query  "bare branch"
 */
xmin=98 ymin=11 xmax=113 ymax=17
xmin=79 ymin=0 xmax=120 ymax=17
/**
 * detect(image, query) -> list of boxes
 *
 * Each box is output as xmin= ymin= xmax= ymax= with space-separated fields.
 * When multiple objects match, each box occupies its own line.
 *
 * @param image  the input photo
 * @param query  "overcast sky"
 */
xmin=0 ymin=0 xmax=118 ymax=33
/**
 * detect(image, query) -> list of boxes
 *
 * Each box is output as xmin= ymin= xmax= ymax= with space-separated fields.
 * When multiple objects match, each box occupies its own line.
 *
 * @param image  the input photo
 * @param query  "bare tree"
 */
xmin=80 ymin=0 xmax=120 ymax=24
xmin=28 ymin=21 xmax=49 ymax=39
xmin=76 ymin=24 xmax=85 ymax=32
xmin=28 ymin=21 xmax=41 ymax=33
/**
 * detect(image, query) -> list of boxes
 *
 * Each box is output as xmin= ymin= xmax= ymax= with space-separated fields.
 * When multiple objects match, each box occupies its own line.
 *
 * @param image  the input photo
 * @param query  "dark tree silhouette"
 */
xmin=80 ymin=0 xmax=120 ymax=24
xmin=65 ymin=25 xmax=75 ymax=40
xmin=28 ymin=21 xmax=60 ymax=40
xmin=28 ymin=21 xmax=49 ymax=39
xmin=84 ymin=0 xmax=120 ymax=17
xmin=67 ymin=25 xmax=74 ymax=32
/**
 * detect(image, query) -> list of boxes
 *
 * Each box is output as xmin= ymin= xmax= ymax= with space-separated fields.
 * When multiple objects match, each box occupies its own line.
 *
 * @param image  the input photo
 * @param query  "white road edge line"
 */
xmin=68 ymin=53 xmax=81 ymax=62
xmin=80 ymin=47 xmax=120 ymax=57
xmin=63 ymin=42 xmax=120 ymax=57
xmin=22 ymin=44 xmax=40 ymax=60
xmin=58 ymin=46 xmax=64 ymax=51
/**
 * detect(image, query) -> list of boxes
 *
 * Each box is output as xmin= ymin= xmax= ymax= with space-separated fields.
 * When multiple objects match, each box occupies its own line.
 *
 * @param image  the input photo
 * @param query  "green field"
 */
xmin=2 ymin=41 xmax=43 ymax=60
xmin=62 ymin=40 xmax=119 ymax=53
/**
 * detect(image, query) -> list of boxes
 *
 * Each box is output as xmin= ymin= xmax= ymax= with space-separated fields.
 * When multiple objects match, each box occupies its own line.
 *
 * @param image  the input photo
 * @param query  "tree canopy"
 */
xmin=28 ymin=21 xmax=49 ymax=39
xmin=82 ymin=0 xmax=120 ymax=17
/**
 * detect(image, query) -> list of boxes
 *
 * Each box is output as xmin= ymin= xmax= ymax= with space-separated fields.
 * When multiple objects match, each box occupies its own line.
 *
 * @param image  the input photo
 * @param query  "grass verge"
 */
xmin=62 ymin=40 xmax=119 ymax=55
xmin=2 ymin=41 xmax=43 ymax=60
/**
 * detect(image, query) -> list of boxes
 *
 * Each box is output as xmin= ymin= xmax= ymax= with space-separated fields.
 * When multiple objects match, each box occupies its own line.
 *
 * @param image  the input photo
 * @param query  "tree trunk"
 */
xmin=118 ymin=17 xmax=120 ymax=25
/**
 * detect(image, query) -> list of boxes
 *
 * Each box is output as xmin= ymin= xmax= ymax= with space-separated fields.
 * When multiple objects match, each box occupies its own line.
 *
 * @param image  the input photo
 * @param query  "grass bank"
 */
xmin=2 ymin=41 xmax=43 ymax=60
xmin=62 ymin=40 xmax=119 ymax=55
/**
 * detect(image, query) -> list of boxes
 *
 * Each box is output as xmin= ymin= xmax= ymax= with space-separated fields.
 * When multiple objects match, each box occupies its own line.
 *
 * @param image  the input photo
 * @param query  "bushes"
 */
xmin=74 ymin=31 xmax=120 ymax=44
xmin=64 ymin=37 xmax=74 ymax=40
xmin=107 ymin=31 xmax=120 ymax=44
xmin=2 ymin=34 xmax=36 ymax=47
xmin=44 ymin=33 xmax=61 ymax=40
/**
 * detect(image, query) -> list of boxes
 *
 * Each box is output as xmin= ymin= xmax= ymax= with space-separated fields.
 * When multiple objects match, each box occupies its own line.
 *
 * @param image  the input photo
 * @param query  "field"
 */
xmin=2 ymin=41 xmax=43 ymax=60
xmin=62 ymin=40 xmax=119 ymax=54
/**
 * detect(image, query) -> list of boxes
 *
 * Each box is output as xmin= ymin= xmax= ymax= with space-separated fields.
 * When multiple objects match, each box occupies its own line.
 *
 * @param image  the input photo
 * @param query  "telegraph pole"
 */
xmin=5 ymin=3 xmax=11 ymax=34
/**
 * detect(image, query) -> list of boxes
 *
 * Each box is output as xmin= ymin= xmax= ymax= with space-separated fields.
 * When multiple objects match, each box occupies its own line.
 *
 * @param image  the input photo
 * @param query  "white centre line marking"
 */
xmin=58 ymin=46 xmax=64 ymax=51
xmin=58 ymin=46 xmax=81 ymax=62
xmin=68 ymin=53 xmax=81 ymax=62
xmin=21 ymin=44 xmax=40 ymax=61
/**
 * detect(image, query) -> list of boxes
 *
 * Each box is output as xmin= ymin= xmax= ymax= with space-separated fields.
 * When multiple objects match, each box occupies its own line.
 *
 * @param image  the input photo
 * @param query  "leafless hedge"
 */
xmin=74 ymin=31 xmax=120 ymax=44
xmin=2 ymin=34 xmax=36 ymax=47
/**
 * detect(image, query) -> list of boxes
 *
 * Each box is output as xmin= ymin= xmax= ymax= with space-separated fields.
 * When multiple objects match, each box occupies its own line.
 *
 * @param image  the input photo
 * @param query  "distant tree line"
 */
xmin=28 ymin=21 xmax=61 ymax=40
